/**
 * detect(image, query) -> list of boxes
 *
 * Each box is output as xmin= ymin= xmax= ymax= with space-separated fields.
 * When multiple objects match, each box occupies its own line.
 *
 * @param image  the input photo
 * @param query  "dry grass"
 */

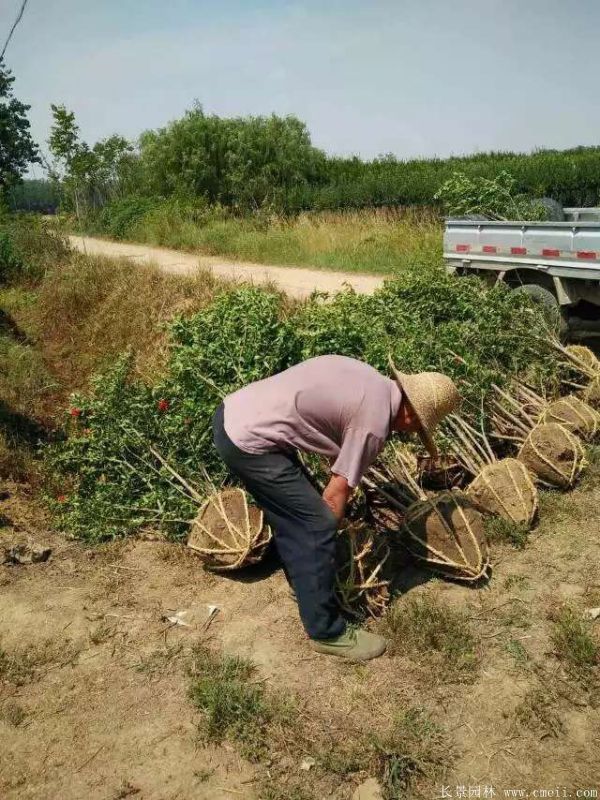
xmin=382 ymin=594 xmax=479 ymax=684
xmin=33 ymin=253 xmax=229 ymax=386
xmin=128 ymin=206 xmax=442 ymax=276
xmin=0 ymin=253 xmax=235 ymax=429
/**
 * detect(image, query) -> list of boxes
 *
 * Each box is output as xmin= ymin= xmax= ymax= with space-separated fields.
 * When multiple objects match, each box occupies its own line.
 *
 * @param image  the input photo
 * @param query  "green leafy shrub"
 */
xmin=434 ymin=170 xmax=549 ymax=220
xmin=291 ymin=271 xmax=557 ymax=410
xmin=0 ymin=229 xmax=22 ymax=283
xmin=48 ymin=287 xmax=295 ymax=541
xmin=0 ymin=213 xmax=69 ymax=283
xmin=47 ymin=272 xmax=558 ymax=542
xmin=97 ymin=196 xmax=158 ymax=239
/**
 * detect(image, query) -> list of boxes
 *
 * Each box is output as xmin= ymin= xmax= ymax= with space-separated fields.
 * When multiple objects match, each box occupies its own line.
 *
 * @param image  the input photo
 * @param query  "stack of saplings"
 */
xmin=49 ymin=273 xmax=600 ymax=618
xmin=555 ymin=341 xmax=600 ymax=410
xmin=335 ymin=522 xmax=391 ymax=618
xmin=489 ymin=383 xmax=589 ymax=489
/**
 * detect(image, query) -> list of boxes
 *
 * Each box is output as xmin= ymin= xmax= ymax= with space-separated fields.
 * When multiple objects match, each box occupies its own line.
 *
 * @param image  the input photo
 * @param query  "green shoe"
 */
xmin=311 ymin=624 xmax=386 ymax=661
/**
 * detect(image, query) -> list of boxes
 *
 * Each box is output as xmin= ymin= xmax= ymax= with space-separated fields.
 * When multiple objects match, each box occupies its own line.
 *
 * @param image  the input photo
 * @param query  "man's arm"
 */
xmin=322 ymin=474 xmax=352 ymax=524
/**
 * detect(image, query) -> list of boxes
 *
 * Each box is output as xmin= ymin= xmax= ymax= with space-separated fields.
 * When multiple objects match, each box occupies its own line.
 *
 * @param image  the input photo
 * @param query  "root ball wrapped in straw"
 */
xmin=541 ymin=394 xmax=599 ymax=441
xmin=466 ymin=458 xmax=537 ymax=526
xmin=565 ymin=345 xmax=600 ymax=373
xmin=584 ymin=376 xmax=600 ymax=410
xmin=517 ymin=423 xmax=586 ymax=489
xmin=403 ymin=490 xmax=489 ymax=582
xmin=188 ymin=488 xmax=272 ymax=570
xmin=336 ymin=523 xmax=390 ymax=618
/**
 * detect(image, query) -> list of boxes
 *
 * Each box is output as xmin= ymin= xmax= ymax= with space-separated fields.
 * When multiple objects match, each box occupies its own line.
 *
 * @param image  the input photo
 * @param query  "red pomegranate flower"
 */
xmin=57 ymin=494 xmax=67 ymax=503
xmin=70 ymin=407 xmax=82 ymax=418
xmin=157 ymin=399 xmax=170 ymax=412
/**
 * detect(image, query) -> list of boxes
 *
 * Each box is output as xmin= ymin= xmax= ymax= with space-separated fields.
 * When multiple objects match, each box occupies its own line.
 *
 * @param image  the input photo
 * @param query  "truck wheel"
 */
xmin=532 ymin=197 xmax=565 ymax=221
xmin=513 ymin=284 xmax=568 ymax=338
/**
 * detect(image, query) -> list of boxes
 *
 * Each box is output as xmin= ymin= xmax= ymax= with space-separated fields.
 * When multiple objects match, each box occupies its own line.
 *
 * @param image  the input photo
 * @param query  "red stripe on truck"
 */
xmin=456 ymin=244 xmax=470 ymax=253
xmin=511 ymin=247 xmax=527 ymax=255
xmin=577 ymin=251 xmax=597 ymax=260
xmin=482 ymin=245 xmax=497 ymax=253
xmin=542 ymin=248 xmax=560 ymax=257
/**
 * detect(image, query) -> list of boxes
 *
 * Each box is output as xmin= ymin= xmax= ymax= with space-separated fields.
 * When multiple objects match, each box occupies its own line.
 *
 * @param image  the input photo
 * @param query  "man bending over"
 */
xmin=212 ymin=355 xmax=459 ymax=661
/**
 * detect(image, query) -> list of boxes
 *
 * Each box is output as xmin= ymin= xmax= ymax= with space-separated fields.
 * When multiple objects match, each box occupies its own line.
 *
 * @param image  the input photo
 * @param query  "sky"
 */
xmin=3 ymin=0 xmax=600 ymax=165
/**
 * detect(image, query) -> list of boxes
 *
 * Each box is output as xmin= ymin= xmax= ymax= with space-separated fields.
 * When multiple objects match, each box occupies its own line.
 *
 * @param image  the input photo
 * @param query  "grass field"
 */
xmin=83 ymin=206 xmax=443 ymax=276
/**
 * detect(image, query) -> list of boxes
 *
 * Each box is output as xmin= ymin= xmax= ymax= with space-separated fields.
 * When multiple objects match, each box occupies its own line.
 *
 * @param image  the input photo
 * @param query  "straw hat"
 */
xmin=389 ymin=357 xmax=460 ymax=458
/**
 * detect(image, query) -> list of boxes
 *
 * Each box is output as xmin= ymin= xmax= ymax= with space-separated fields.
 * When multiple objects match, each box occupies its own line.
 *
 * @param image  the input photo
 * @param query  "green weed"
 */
xmin=373 ymin=707 xmax=451 ymax=799
xmin=0 ymin=701 xmax=27 ymax=727
xmin=484 ymin=516 xmax=530 ymax=549
xmin=188 ymin=644 xmax=293 ymax=762
xmin=551 ymin=606 xmax=599 ymax=674
xmin=505 ymin=638 xmax=530 ymax=668
xmin=382 ymin=595 xmax=479 ymax=683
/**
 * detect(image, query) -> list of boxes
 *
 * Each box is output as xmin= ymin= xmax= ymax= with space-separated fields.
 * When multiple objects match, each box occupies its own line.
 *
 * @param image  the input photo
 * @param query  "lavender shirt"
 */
xmin=223 ymin=355 xmax=401 ymax=488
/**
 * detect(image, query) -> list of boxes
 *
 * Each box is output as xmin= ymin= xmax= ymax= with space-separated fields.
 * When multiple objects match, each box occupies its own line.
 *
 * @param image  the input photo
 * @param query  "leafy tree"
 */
xmin=48 ymin=104 xmax=133 ymax=215
xmin=137 ymin=105 xmax=327 ymax=209
xmin=0 ymin=59 xmax=39 ymax=198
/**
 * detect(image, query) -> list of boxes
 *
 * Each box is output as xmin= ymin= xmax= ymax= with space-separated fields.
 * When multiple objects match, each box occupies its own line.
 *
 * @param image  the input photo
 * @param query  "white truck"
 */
xmin=444 ymin=208 xmax=600 ymax=338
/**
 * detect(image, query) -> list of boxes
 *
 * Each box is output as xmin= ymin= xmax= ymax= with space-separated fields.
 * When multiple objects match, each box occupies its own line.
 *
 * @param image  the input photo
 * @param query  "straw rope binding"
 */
xmin=540 ymin=395 xmax=599 ymax=441
xmin=517 ymin=423 xmax=586 ymax=489
xmin=403 ymin=490 xmax=490 ymax=583
xmin=188 ymin=487 xmax=272 ymax=570
xmin=466 ymin=458 xmax=538 ymax=526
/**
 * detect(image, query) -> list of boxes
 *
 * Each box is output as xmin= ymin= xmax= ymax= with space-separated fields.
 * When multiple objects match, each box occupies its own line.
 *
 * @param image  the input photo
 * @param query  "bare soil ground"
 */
xmin=1 ymin=468 xmax=599 ymax=799
xmin=68 ymin=236 xmax=384 ymax=300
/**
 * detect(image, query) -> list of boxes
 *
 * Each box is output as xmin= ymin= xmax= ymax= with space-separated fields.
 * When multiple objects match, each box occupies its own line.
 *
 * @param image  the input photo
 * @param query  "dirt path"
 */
xmin=69 ymin=236 xmax=384 ymax=299
xmin=2 ymin=473 xmax=599 ymax=798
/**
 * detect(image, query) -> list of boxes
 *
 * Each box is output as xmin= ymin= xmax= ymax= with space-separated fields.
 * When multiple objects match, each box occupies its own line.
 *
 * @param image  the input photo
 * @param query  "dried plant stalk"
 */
xmin=335 ymin=523 xmax=390 ymax=618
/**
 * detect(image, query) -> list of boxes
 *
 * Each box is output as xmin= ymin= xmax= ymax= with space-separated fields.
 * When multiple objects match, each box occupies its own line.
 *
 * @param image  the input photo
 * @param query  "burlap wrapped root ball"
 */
xmin=541 ymin=394 xmax=599 ymax=441
xmin=517 ymin=423 xmax=586 ymax=489
xmin=187 ymin=487 xmax=272 ymax=570
xmin=467 ymin=458 xmax=538 ymax=527
xmin=402 ymin=491 xmax=490 ymax=582
xmin=336 ymin=523 xmax=390 ymax=617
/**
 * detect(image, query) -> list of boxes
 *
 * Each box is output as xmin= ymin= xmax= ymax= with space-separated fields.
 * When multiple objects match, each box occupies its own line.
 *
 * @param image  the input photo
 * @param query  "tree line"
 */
xmin=2 ymin=57 xmax=600 ymax=217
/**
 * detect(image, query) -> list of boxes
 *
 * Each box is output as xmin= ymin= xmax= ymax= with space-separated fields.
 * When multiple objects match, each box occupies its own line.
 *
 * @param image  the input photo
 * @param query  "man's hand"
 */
xmin=322 ymin=474 xmax=352 ymax=524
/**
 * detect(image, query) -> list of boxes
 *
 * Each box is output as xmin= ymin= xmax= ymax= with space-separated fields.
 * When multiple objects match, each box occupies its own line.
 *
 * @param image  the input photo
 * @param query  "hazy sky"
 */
xmin=3 ymin=0 xmax=600 ymax=164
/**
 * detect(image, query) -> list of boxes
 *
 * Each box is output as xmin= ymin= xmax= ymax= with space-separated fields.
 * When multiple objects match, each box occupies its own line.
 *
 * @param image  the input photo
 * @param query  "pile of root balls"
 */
xmin=187 ymin=343 xmax=600 ymax=619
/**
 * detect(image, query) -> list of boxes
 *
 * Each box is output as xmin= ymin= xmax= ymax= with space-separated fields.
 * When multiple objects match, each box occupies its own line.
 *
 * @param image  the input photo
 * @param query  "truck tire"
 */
xmin=513 ymin=284 xmax=567 ymax=337
xmin=532 ymin=197 xmax=565 ymax=221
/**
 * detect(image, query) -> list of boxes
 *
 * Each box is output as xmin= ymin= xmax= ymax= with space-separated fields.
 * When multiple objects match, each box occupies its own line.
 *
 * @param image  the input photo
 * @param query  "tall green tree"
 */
xmin=0 ymin=59 xmax=39 ymax=198
xmin=138 ymin=105 xmax=327 ymax=209
xmin=48 ymin=104 xmax=133 ymax=215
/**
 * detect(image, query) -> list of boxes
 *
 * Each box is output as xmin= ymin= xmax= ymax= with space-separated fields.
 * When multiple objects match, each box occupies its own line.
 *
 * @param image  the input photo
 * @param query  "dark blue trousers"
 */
xmin=212 ymin=404 xmax=345 ymax=640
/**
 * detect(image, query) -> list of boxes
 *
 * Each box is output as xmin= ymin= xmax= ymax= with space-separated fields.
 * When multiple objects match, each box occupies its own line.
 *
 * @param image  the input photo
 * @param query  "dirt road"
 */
xmin=69 ymin=235 xmax=384 ymax=299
